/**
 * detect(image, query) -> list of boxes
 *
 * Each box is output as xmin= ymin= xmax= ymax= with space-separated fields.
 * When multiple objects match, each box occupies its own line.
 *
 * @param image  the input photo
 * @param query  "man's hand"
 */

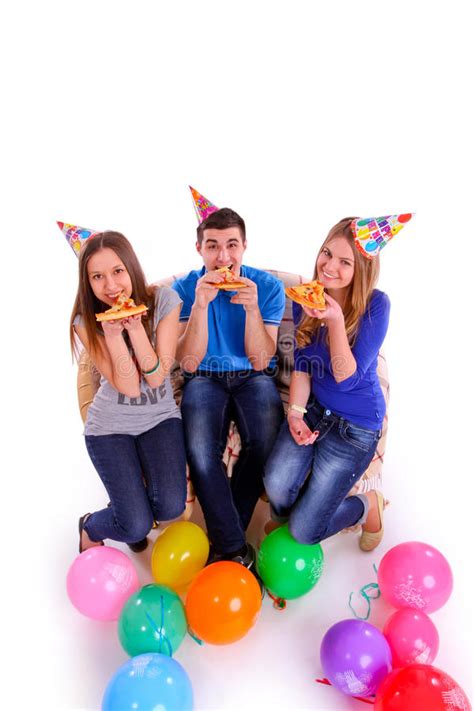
xmin=194 ymin=272 xmax=225 ymax=309
xmin=288 ymin=412 xmax=319 ymax=446
xmin=230 ymin=277 xmax=258 ymax=312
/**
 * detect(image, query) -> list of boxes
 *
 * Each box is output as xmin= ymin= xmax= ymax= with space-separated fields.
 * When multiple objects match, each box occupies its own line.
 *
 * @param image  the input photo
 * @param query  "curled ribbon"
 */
xmin=145 ymin=595 xmax=173 ymax=656
xmin=349 ymin=564 xmax=380 ymax=620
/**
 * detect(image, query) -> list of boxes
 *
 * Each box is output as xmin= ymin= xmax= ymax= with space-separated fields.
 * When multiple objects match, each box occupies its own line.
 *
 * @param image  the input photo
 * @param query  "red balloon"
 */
xmin=374 ymin=664 xmax=471 ymax=710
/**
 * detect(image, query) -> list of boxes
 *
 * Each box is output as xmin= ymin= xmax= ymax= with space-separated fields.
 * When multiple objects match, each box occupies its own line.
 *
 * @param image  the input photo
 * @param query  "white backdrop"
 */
xmin=1 ymin=1 xmax=472 ymax=709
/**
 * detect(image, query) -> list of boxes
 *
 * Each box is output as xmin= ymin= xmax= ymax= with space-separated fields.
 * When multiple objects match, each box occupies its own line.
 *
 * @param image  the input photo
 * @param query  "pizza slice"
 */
xmin=96 ymin=291 xmax=148 ymax=322
xmin=285 ymin=280 xmax=326 ymax=310
xmin=213 ymin=265 xmax=247 ymax=290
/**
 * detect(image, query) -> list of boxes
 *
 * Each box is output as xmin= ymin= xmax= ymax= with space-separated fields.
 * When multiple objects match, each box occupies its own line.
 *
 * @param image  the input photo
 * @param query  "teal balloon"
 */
xmin=118 ymin=584 xmax=187 ymax=657
xmin=102 ymin=653 xmax=193 ymax=711
xmin=257 ymin=525 xmax=324 ymax=599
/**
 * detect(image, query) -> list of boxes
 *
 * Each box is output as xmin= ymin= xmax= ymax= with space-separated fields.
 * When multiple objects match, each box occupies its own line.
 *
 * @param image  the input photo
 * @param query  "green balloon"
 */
xmin=118 ymin=584 xmax=187 ymax=657
xmin=257 ymin=525 xmax=324 ymax=599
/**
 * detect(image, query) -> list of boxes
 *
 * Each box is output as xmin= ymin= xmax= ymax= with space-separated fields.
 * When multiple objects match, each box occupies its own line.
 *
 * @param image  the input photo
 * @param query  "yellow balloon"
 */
xmin=151 ymin=522 xmax=210 ymax=594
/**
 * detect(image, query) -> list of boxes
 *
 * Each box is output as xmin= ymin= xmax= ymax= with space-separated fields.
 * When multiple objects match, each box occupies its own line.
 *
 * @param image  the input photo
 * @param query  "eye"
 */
xmin=322 ymin=248 xmax=330 ymax=256
xmin=341 ymin=260 xmax=352 ymax=267
xmin=92 ymin=274 xmax=102 ymax=280
xmin=114 ymin=267 xmax=125 ymax=274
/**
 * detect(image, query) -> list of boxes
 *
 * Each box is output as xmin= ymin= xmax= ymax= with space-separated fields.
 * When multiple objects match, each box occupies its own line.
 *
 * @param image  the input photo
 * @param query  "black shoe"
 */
xmin=127 ymin=538 xmax=149 ymax=553
xmin=230 ymin=545 xmax=265 ymax=599
xmin=78 ymin=513 xmax=104 ymax=554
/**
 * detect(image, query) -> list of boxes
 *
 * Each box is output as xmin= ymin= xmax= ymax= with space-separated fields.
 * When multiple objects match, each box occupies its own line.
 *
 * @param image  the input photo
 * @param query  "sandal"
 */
xmin=78 ymin=513 xmax=104 ymax=554
xmin=359 ymin=491 xmax=386 ymax=552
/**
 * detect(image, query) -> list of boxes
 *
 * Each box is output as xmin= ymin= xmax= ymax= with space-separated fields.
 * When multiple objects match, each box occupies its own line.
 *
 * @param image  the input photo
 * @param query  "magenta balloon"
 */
xmin=66 ymin=546 xmax=140 ymax=621
xmin=383 ymin=609 xmax=439 ymax=667
xmin=378 ymin=542 xmax=453 ymax=613
xmin=320 ymin=619 xmax=392 ymax=697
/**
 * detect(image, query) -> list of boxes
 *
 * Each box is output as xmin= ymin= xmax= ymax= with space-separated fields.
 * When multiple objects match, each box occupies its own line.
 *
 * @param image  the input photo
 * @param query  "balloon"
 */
xmin=102 ymin=652 xmax=193 ymax=711
xmin=320 ymin=619 xmax=392 ymax=697
xmin=185 ymin=561 xmax=261 ymax=644
xmin=256 ymin=524 xmax=323 ymax=599
xmin=151 ymin=522 xmax=209 ymax=593
xmin=374 ymin=664 xmax=472 ymax=710
xmin=66 ymin=546 xmax=139 ymax=621
xmin=378 ymin=541 xmax=453 ymax=613
xmin=118 ymin=584 xmax=187 ymax=657
xmin=383 ymin=609 xmax=439 ymax=667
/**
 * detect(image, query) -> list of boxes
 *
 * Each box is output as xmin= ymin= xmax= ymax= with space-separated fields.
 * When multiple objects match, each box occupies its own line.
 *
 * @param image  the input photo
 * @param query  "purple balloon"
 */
xmin=320 ymin=619 xmax=392 ymax=697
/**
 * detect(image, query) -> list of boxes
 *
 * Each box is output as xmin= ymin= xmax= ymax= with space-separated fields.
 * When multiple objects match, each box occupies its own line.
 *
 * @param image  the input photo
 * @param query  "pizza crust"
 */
xmin=214 ymin=266 xmax=247 ymax=290
xmin=95 ymin=303 xmax=148 ymax=322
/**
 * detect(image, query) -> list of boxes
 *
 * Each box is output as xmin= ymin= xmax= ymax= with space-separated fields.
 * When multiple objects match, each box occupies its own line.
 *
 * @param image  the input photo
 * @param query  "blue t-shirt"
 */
xmin=172 ymin=265 xmax=285 ymax=372
xmin=293 ymin=289 xmax=390 ymax=430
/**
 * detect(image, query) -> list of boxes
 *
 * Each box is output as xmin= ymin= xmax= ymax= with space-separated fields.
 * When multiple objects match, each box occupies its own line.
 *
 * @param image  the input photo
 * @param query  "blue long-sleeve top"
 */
xmin=293 ymin=289 xmax=390 ymax=430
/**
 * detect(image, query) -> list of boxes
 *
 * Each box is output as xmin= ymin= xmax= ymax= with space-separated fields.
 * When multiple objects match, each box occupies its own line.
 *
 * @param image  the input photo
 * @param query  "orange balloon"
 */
xmin=185 ymin=561 xmax=262 ymax=645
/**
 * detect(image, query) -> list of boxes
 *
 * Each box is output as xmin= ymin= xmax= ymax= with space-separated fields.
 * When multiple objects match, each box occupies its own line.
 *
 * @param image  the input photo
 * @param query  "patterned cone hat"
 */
xmin=58 ymin=221 xmax=100 ymax=256
xmin=189 ymin=186 xmax=219 ymax=223
xmin=351 ymin=214 xmax=413 ymax=259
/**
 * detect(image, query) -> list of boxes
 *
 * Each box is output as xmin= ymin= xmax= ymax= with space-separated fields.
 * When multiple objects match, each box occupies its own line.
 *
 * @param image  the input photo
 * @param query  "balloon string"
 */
xmin=187 ymin=626 xmax=204 ymax=646
xmin=266 ymin=589 xmax=286 ymax=610
xmin=349 ymin=564 xmax=380 ymax=621
xmin=315 ymin=678 xmax=375 ymax=705
xmin=145 ymin=600 xmax=173 ymax=657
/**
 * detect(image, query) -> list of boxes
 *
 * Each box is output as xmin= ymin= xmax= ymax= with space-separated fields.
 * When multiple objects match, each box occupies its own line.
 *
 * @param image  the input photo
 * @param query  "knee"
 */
xmin=186 ymin=447 xmax=219 ymax=480
xmin=263 ymin=470 xmax=289 ymax=510
xmin=117 ymin=511 xmax=153 ymax=543
xmin=288 ymin=518 xmax=322 ymax=546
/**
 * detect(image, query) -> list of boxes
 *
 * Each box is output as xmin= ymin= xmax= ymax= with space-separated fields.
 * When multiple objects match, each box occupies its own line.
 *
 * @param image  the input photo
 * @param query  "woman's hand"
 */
xmin=122 ymin=314 xmax=145 ymax=332
xmin=302 ymin=293 xmax=344 ymax=323
xmin=101 ymin=319 xmax=125 ymax=337
xmin=288 ymin=413 xmax=319 ymax=446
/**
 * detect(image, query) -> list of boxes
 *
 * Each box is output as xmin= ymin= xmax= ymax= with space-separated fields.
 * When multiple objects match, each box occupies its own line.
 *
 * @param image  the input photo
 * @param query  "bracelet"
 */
xmin=288 ymin=403 xmax=307 ymax=415
xmin=142 ymin=358 xmax=160 ymax=376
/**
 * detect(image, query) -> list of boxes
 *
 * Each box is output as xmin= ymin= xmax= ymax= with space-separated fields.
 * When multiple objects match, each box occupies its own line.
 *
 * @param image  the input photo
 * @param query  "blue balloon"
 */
xmin=102 ymin=653 xmax=193 ymax=711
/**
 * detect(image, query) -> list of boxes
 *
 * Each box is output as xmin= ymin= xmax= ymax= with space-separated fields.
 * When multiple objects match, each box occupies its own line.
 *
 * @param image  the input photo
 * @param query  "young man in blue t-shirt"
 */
xmin=172 ymin=208 xmax=285 ymax=570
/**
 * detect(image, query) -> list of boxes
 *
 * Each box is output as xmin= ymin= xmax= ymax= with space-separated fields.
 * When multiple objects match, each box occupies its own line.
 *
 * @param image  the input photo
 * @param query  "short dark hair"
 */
xmin=196 ymin=207 xmax=246 ymax=245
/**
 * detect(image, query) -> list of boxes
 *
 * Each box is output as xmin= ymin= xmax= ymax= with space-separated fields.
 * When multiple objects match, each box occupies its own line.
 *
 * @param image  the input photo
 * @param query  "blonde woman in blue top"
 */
xmin=264 ymin=217 xmax=389 ymax=549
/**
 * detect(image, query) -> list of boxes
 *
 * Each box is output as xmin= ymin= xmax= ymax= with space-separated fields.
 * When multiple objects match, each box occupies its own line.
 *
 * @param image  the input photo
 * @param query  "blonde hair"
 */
xmin=295 ymin=218 xmax=380 ymax=348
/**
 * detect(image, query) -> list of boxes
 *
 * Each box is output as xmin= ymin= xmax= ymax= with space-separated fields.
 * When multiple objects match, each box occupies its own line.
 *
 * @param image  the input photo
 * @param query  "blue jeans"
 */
xmin=181 ymin=370 xmax=284 ymax=554
xmin=84 ymin=418 xmax=187 ymax=544
xmin=263 ymin=401 xmax=381 ymax=545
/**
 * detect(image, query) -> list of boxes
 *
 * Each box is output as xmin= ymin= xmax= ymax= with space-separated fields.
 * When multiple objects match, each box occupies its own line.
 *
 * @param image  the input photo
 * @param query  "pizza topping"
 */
xmin=285 ymin=280 xmax=326 ymax=310
xmin=95 ymin=290 xmax=148 ymax=321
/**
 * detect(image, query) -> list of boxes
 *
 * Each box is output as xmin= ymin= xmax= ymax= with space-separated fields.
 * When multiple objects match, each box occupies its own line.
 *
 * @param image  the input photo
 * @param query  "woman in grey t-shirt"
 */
xmin=70 ymin=231 xmax=187 ymax=553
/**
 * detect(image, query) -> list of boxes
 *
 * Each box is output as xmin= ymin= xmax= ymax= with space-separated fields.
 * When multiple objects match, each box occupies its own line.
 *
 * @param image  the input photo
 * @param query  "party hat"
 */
xmin=189 ymin=186 xmax=219 ymax=223
xmin=351 ymin=214 xmax=413 ymax=259
xmin=58 ymin=221 xmax=100 ymax=257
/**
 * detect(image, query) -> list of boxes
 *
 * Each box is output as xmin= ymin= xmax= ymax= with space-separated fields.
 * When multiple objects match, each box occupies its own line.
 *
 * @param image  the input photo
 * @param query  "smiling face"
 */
xmin=196 ymin=226 xmax=247 ymax=274
xmin=87 ymin=247 xmax=133 ymax=306
xmin=316 ymin=235 xmax=355 ymax=293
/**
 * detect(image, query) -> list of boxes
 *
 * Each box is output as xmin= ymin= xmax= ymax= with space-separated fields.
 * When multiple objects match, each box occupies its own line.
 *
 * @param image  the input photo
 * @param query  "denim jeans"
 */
xmin=181 ymin=370 xmax=284 ymax=554
xmin=263 ymin=401 xmax=381 ymax=545
xmin=84 ymin=417 xmax=187 ymax=544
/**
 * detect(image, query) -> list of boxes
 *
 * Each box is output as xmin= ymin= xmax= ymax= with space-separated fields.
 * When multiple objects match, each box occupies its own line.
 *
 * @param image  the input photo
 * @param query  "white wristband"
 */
xmin=288 ymin=403 xmax=307 ymax=415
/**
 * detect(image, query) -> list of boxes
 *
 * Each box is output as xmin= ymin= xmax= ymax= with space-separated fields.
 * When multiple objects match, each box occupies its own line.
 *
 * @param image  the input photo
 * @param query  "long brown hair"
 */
xmin=296 ymin=218 xmax=380 ymax=348
xmin=70 ymin=231 xmax=155 ymax=359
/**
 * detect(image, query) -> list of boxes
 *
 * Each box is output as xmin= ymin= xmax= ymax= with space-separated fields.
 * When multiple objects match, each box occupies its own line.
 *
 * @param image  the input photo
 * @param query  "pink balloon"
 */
xmin=67 ymin=546 xmax=140 ymax=621
xmin=383 ymin=609 xmax=439 ymax=667
xmin=378 ymin=542 xmax=453 ymax=613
